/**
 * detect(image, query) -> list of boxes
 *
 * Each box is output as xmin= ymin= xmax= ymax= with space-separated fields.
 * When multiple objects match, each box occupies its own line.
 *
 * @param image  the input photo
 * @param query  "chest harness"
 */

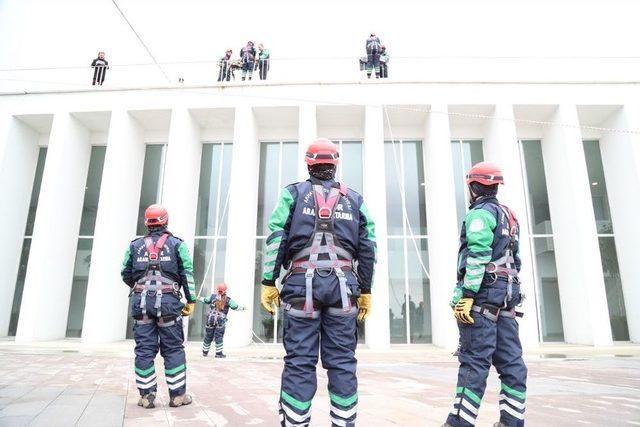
xmin=133 ymin=233 xmax=180 ymax=319
xmin=289 ymin=183 xmax=354 ymax=318
xmin=206 ymin=296 xmax=229 ymax=327
xmin=472 ymin=204 xmax=524 ymax=321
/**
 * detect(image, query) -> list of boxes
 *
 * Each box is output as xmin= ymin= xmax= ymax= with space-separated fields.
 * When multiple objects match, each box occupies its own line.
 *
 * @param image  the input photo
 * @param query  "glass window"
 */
xmin=599 ymin=238 xmax=628 ymax=341
xmin=65 ymin=239 xmax=93 ymax=337
xmin=8 ymin=147 xmax=47 ymax=336
xmin=532 ymin=237 xmax=564 ymax=342
xmin=136 ymin=145 xmax=167 ymax=235
xmin=254 ymin=141 xmax=298 ymax=344
xmin=388 ymin=238 xmax=407 ymax=343
xmin=335 ymin=140 xmax=363 ymax=195
xmin=408 ymin=239 xmax=430 ymax=343
xmin=583 ymin=140 xmax=613 ymax=234
xmin=451 ymin=140 xmax=484 ymax=227
xmin=66 ymin=146 xmax=106 ymax=338
xmin=521 ymin=140 xmax=552 ymax=234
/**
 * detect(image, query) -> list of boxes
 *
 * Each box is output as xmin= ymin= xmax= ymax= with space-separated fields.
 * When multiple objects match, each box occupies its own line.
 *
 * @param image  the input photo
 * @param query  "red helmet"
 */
xmin=466 ymin=162 xmax=504 ymax=186
xmin=305 ymin=138 xmax=339 ymax=166
xmin=144 ymin=204 xmax=169 ymax=227
xmin=216 ymin=283 xmax=227 ymax=294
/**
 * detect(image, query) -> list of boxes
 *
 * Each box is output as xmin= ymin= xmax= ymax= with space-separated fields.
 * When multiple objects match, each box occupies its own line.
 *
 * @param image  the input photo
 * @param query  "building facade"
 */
xmin=1 ymin=81 xmax=639 ymax=350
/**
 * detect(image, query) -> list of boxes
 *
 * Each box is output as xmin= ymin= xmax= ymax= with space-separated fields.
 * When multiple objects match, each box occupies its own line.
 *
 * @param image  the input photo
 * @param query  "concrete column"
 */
xmin=16 ymin=113 xmax=91 ymax=342
xmin=0 ymin=117 xmax=40 ymax=336
xmin=482 ymin=105 xmax=539 ymax=348
xmin=224 ymin=106 xmax=260 ymax=347
xmin=542 ymin=105 xmax=612 ymax=346
xmin=422 ymin=105 xmax=459 ymax=350
xmin=363 ymin=105 xmax=390 ymax=350
xmin=297 ymin=104 xmax=316 ymax=180
xmin=599 ymin=106 xmax=640 ymax=343
xmin=81 ymin=110 xmax=145 ymax=343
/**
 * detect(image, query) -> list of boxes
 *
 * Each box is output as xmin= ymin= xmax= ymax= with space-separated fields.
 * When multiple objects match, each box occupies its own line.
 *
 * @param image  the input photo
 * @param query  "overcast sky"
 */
xmin=1 ymin=0 xmax=639 ymax=88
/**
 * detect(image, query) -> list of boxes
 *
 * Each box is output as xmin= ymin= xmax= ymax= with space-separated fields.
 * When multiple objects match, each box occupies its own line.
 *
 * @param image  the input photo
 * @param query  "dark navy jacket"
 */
xmin=121 ymin=228 xmax=196 ymax=303
xmin=262 ymin=178 xmax=377 ymax=293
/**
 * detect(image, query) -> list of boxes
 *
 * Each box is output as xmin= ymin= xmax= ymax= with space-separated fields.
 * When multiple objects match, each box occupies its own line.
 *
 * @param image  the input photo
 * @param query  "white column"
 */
xmin=297 ymin=104 xmax=316 ymax=180
xmin=423 ymin=105 xmax=459 ymax=349
xmin=224 ymin=106 xmax=260 ymax=347
xmin=600 ymin=106 xmax=640 ymax=343
xmin=363 ymin=105 xmax=390 ymax=350
xmin=482 ymin=105 xmax=539 ymax=348
xmin=542 ymin=105 xmax=612 ymax=346
xmin=16 ymin=113 xmax=91 ymax=342
xmin=0 ymin=117 xmax=40 ymax=336
xmin=81 ymin=110 xmax=145 ymax=343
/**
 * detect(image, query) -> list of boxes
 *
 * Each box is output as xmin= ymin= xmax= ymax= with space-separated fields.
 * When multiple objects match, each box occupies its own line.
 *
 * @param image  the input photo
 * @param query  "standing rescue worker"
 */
xmin=121 ymin=204 xmax=196 ymax=409
xmin=444 ymin=162 xmax=527 ymax=427
xmin=379 ymin=45 xmax=389 ymax=78
xmin=218 ymin=49 xmax=233 ymax=82
xmin=240 ymin=41 xmax=257 ymax=81
xmin=198 ymin=282 xmax=245 ymax=358
xmin=365 ymin=34 xmax=382 ymax=79
xmin=261 ymin=138 xmax=376 ymax=427
xmin=257 ymin=43 xmax=270 ymax=80
xmin=90 ymin=51 xmax=109 ymax=86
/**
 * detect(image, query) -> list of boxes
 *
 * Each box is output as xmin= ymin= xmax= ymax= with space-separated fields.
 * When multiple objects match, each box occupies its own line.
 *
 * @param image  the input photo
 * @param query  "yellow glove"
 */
xmin=357 ymin=294 xmax=372 ymax=321
xmin=181 ymin=302 xmax=195 ymax=317
xmin=453 ymin=298 xmax=474 ymax=324
xmin=261 ymin=285 xmax=280 ymax=315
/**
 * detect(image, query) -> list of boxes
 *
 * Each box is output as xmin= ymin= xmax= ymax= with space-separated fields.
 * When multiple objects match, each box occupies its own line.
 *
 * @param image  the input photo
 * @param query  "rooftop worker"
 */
xmin=365 ymin=33 xmax=382 ymax=79
xmin=121 ymin=204 xmax=197 ymax=409
xmin=257 ymin=43 xmax=270 ymax=80
xmin=443 ymin=162 xmax=527 ymax=427
xmin=380 ymin=45 xmax=389 ymax=78
xmin=240 ymin=41 xmax=256 ymax=81
xmin=90 ymin=51 xmax=109 ymax=86
xmin=261 ymin=138 xmax=376 ymax=427
xmin=197 ymin=282 xmax=246 ymax=358
xmin=218 ymin=49 xmax=233 ymax=82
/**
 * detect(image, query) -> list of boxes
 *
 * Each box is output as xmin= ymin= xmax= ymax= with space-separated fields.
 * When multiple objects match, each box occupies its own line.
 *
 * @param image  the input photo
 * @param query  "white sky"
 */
xmin=1 ymin=0 xmax=639 ymax=87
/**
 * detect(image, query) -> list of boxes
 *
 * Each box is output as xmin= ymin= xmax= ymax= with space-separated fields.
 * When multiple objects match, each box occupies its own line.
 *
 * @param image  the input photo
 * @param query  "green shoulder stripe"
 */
xmin=359 ymin=202 xmax=376 ymax=242
xmin=268 ymin=188 xmax=295 ymax=233
xmin=121 ymin=248 xmax=131 ymax=273
xmin=177 ymin=242 xmax=194 ymax=273
xmin=465 ymin=208 xmax=496 ymax=254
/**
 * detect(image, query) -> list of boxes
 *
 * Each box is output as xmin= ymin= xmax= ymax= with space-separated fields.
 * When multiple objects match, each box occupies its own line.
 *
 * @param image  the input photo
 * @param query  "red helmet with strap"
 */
xmin=466 ymin=162 xmax=504 ymax=186
xmin=144 ymin=204 xmax=169 ymax=227
xmin=305 ymin=138 xmax=339 ymax=166
xmin=216 ymin=283 xmax=227 ymax=295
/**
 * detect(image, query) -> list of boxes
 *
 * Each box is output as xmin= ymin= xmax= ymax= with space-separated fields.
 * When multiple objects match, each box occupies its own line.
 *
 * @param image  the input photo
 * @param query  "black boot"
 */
xmin=137 ymin=392 xmax=156 ymax=409
xmin=169 ymin=393 xmax=193 ymax=407
xmin=215 ymin=352 xmax=226 ymax=358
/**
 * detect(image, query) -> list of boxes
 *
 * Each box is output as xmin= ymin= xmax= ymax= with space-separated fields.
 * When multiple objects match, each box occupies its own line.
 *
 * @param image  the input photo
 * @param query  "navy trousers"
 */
xmin=446 ymin=281 xmax=527 ymax=427
xmin=203 ymin=319 xmax=226 ymax=355
xmin=131 ymin=293 xmax=187 ymax=397
xmin=278 ymin=272 xmax=360 ymax=427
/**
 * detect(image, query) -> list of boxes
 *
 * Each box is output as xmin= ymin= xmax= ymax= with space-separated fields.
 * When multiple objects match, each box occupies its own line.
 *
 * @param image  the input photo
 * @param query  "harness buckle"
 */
xmin=485 ymin=262 xmax=497 ymax=274
xmin=318 ymin=206 xmax=332 ymax=219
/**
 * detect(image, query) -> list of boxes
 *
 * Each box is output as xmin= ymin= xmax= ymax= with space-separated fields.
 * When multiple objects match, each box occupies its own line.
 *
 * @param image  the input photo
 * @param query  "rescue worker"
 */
xmin=443 ymin=162 xmax=527 ymax=427
xmin=240 ymin=41 xmax=256 ymax=81
xmin=261 ymin=138 xmax=376 ymax=427
xmin=257 ymin=43 xmax=270 ymax=80
xmin=90 ymin=51 xmax=109 ymax=86
xmin=218 ymin=49 xmax=233 ymax=82
xmin=365 ymin=34 xmax=382 ymax=79
xmin=379 ymin=45 xmax=389 ymax=78
xmin=198 ymin=282 xmax=246 ymax=358
xmin=121 ymin=204 xmax=196 ymax=409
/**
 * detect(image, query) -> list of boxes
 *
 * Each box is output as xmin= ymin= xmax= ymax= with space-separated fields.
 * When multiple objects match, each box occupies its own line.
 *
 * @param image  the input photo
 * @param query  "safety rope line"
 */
xmin=1 ymin=75 xmax=638 ymax=136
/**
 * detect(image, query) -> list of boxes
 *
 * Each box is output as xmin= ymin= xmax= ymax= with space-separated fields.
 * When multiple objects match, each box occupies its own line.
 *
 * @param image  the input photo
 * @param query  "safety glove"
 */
xmin=181 ymin=302 xmax=195 ymax=317
xmin=453 ymin=298 xmax=475 ymax=324
xmin=197 ymin=296 xmax=206 ymax=303
xmin=357 ymin=294 xmax=372 ymax=321
xmin=261 ymin=285 xmax=280 ymax=315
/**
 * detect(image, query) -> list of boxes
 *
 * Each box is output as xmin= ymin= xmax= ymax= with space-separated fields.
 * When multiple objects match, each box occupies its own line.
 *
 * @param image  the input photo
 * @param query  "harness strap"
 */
xmin=472 ymin=305 xmax=524 ymax=322
xmin=284 ymin=302 xmax=320 ymax=319
xmin=292 ymin=246 xmax=352 ymax=262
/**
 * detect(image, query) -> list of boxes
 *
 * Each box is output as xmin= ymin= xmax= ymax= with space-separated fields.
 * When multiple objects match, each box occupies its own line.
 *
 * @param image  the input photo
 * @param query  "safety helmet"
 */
xmin=305 ymin=138 xmax=339 ymax=166
xmin=216 ymin=283 xmax=227 ymax=294
xmin=144 ymin=204 xmax=169 ymax=227
xmin=466 ymin=162 xmax=504 ymax=186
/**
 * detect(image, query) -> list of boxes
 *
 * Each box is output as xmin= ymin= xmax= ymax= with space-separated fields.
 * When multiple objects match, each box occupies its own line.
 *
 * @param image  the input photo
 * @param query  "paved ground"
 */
xmin=0 ymin=340 xmax=639 ymax=426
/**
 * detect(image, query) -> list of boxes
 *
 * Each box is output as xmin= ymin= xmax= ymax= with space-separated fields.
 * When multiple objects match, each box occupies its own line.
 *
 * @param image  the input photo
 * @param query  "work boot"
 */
xmin=137 ymin=392 xmax=156 ymax=409
xmin=215 ymin=352 xmax=226 ymax=358
xmin=202 ymin=351 xmax=208 ymax=357
xmin=169 ymin=393 xmax=193 ymax=407
xmin=493 ymin=423 xmax=508 ymax=427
